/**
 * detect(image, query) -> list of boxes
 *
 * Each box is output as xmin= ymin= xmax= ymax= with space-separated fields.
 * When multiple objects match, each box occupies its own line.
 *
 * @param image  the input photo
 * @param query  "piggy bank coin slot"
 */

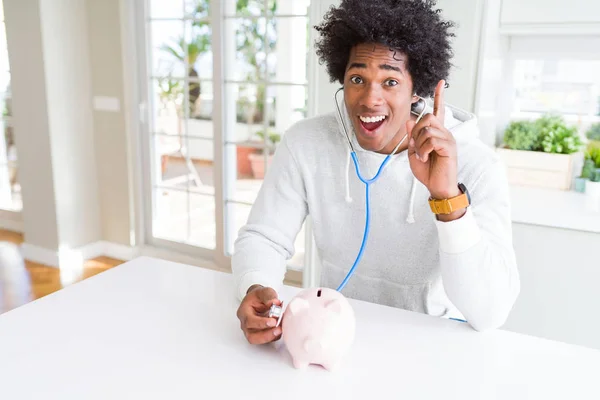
xmin=317 ymin=289 xmax=322 ymax=297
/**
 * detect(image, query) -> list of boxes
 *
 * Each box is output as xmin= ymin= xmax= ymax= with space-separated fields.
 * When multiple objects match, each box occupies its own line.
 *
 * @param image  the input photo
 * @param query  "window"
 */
xmin=0 ymin=0 xmax=21 ymax=212
xmin=504 ymin=36 xmax=600 ymax=134
xmin=141 ymin=0 xmax=310 ymax=269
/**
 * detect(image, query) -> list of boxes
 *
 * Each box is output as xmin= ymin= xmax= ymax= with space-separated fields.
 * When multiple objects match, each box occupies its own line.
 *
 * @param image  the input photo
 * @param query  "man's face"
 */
xmin=343 ymin=43 xmax=416 ymax=154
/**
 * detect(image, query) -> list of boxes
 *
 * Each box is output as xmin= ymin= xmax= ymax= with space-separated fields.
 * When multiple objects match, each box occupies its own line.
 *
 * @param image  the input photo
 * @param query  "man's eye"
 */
xmin=350 ymin=76 xmax=363 ymax=84
xmin=385 ymin=79 xmax=399 ymax=87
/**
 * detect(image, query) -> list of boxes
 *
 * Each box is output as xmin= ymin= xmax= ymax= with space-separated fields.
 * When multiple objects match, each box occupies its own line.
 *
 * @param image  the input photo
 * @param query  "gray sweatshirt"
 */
xmin=231 ymin=101 xmax=520 ymax=331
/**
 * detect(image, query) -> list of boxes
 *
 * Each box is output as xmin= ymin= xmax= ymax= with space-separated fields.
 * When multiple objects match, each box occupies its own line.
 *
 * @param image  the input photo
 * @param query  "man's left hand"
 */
xmin=406 ymin=80 xmax=465 ymax=221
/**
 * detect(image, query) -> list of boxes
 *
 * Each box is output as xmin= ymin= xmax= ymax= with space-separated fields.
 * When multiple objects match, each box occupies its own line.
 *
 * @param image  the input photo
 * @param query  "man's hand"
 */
xmin=406 ymin=80 xmax=465 ymax=221
xmin=236 ymin=285 xmax=282 ymax=344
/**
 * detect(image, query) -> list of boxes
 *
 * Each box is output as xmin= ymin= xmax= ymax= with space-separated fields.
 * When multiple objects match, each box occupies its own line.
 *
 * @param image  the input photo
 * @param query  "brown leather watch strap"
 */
xmin=428 ymin=193 xmax=470 ymax=214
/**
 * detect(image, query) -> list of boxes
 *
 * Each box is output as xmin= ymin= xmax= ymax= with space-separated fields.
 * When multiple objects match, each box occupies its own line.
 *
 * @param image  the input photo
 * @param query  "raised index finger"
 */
xmin=433 ymin=79 xmax=446 ymax=123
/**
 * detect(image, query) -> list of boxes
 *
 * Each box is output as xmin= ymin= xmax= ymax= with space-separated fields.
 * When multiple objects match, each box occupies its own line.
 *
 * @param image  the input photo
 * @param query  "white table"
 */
xmin=1 ymin=257 xmax=599 ymax=399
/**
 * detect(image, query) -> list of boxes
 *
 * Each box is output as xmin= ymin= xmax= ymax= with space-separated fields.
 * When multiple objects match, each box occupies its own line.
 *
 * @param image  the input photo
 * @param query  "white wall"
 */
xmin=4 ymin=0 xmax=60 ymax=250
xmin=39 ymin=0 xmax=101 ymax=249
xmin=308 ymin=0 xmax=341 ymax=117
xmin=504 ymin=223 xmax=600 ymax=350
xmin=501 ymin=0 xmax=600 ymax=26
xmin=3 ymin=0 xmax=111 ymax=261
xmin=87 ymin=0 xmax=132 ymax=246
xmin=435 ymin=0 xmax=485 ymax=113
xmin=473 ymin=0 xmax=511 ymax=147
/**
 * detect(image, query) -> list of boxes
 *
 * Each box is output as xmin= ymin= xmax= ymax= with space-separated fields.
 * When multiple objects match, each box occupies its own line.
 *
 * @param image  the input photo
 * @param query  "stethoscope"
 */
xmin=333 ymin=87 xmax=428 ymax=292
xmin=269 ymin=89 xmax=467 ymax=325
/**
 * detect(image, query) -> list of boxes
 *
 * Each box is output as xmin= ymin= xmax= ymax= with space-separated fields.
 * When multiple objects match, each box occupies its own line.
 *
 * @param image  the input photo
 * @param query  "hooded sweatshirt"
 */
xmin=231 ymin=100 xmax=520 ymax=331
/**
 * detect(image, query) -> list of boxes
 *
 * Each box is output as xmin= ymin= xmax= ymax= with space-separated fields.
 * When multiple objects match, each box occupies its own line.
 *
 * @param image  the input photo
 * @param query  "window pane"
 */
xmin=150 ymin=0 xmax=185 ymax=19
xmin=224 ymin=18 xmax=268 ymax=81
xmin=184 ymin=0 xmax=210 ymax=19
xmin=151 ymin=21 xmax=186 ymax=78
xmin=223 ymin=83 xmax=271 ymax=144
xmin=188 ymin=193 xmax=216 ymax=249
xmin=268 ymin=84 xmax=306 ymax=138
xmin=224 ymin=143 xmax=266 ymax=204
xmin=0 ymin=71 xmax=9 ymax=96
xmin=152 ymin=188 xmax=216 ymax=249
xmin=513 ymin=60 xmax=600 ymax=117
xmin=224 ymin=0 xmax=310 ymax=17
xmin=184 ymin=20 xmax=212 ymax=81
xmin=187 ymin=80 xmax=213 ymax=137
xmin=0 ymin=120 xmax=20 ymax=211
xmin=0 ymin=22 xmax=8 ymax=72
xmin=224 ymin=0 xmax=265 ymax=17
xmin=151 ymin=78 xmax=184 ymax=135
xmin=267 ymin=17 xmax=309 ymax=84
xmin=152 ymin=188 xmax=189 ymax=243
xmin=0 ymin=91 xmax=10 ymax=118
xmin=271 ymin=0 xmax=310 ymax=16
xmin=153 ymin=134 xmax=214 ymax=193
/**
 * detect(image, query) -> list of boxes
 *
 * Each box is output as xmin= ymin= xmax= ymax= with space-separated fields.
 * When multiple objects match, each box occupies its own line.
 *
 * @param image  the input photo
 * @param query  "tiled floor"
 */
xmin=0 ymin=230 xmax=123 ymax=314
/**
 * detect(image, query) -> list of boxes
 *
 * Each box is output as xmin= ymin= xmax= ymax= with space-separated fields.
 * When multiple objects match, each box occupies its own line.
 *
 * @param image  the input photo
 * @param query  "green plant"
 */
xmin=586 ymin=123 xmax=600 ymax=142
xmin=254 ymin=129 xmax=281 ymax=154
xmin=234 ymin=0 xmax=277 ymax=125
xmin=160 ymin=0 xmax=211 ymax=116
xmin=503 ymin=120 xmax=538 ymax=151
xmin=581 ymin=159 xmax=596 ymax=179
xmin=257 ymin=130 xmax=280 ymax=144
xmin=585 ymin=144 xmax=600 ymax=168
xmin=535 ymin=114 xmax=583 ymax=154
xmin=590 ymin=168 xmax=600 ymax=183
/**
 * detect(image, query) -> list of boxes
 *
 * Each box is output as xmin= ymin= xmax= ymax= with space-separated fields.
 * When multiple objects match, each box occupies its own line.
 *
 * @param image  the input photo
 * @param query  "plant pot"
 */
xmin=236 ymin=146 xmax=254 ymax=178
xmin=248 ymin=152 xmax=273 ymax=179
xmin=574 ymin=177 xmax=588 ymax=193
xmin=585 ymin=180 xmax=600 ymax=212
xmin=496 ymin=148 xmax=582 ymax=190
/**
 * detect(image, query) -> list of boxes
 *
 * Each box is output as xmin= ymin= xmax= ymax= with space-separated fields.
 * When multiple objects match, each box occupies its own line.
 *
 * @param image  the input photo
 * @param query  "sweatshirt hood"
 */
xmin=333 ymin=89 xmax=480 ymax=224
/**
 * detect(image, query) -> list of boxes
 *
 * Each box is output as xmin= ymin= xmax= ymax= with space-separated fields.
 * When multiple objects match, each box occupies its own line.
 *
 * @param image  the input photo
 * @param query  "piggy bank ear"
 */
xmin=288 ymin=298 xmax=309 ymax=315
xmin=326 ymin=299 xmax=342 ymax=314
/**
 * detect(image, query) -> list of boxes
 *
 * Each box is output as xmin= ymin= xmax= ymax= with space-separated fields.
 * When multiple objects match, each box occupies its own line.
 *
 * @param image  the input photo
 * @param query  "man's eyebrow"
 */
xmin=347 ymin=62 xmax=403 ymax=74
xmin=379 ymin=64 xmax=403 ymax=74
xmin=347 ymin=62 xmax=367 ymax=70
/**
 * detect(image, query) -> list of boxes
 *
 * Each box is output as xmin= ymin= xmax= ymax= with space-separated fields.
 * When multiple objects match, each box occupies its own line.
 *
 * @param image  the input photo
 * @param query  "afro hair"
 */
xmin=314 ymin=0 xmax=455 ymax=98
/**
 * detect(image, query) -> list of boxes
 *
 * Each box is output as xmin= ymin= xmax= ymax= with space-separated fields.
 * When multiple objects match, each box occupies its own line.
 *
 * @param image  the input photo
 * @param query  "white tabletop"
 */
xmin=1 ymin=257 xmax=599 ymax=399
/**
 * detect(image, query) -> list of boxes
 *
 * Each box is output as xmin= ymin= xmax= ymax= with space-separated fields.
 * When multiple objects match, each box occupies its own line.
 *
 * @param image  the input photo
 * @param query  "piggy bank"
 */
xmin=281 ymin=287 xmax=355 ymax=371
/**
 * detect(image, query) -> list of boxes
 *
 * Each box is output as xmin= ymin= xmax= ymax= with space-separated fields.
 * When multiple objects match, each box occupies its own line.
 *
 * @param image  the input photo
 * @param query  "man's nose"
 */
xmin=360 ymin=83 xmax=384 ymax=109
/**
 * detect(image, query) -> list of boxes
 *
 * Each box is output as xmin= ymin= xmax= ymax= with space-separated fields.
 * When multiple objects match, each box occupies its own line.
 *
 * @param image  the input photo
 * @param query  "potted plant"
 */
xmin=575 ymin=159 xmax=596 ymax=193
xmin=248 ymin=130 xmax=281 ymax=179
xmin=586 ymin=168 xmax=600 ymax=212
xmin=586 ymin=122 xmax=600 ymax=144
xmin=496 ymin=114 xmax=584 ymax=190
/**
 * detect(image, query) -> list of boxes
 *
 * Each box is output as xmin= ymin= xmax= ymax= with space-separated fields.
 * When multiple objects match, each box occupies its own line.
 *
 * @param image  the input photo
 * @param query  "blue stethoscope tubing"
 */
xmin=335 ymin=152 xmax=392 ymax=291
xmin=334 ymin=87 xmax=427 ymax=292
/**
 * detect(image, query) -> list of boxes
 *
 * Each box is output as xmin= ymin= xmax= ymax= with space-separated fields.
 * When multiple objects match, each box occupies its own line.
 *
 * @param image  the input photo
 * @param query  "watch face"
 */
xmin=459 ymin=183 xmax=471 ymax=204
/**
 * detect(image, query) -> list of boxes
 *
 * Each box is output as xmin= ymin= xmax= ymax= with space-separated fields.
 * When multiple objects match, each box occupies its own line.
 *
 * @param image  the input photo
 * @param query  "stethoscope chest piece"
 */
xmin=268 ymin=303 xmax=284 ymax=327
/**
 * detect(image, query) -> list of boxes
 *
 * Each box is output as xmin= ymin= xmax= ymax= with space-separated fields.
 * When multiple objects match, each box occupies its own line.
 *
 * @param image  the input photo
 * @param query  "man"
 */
xmin=232 ymin=0 xmax=520 ymax=345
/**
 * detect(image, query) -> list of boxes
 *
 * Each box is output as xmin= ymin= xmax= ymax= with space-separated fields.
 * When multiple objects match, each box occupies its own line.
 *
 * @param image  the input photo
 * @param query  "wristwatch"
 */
xmin=428 ymin=183 xmax=471 ymax=215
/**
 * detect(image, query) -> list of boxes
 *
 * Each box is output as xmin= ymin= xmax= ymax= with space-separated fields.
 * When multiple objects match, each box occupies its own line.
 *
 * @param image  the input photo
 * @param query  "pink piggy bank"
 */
xmin=281 ymin=287 xmax=355 ymax=371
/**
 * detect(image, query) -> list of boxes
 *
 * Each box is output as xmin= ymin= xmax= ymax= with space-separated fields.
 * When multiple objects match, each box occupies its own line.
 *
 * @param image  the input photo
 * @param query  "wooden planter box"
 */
xmin=496 ymin=148 xmax=582 ymax=190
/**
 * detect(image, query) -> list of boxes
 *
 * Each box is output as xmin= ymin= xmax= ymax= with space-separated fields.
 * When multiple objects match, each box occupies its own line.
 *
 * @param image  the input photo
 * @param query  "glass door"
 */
xmin=140 ymin=0 xmax=311 ymax=270
xmin=0 ymin=1 xmax=21 ymax=213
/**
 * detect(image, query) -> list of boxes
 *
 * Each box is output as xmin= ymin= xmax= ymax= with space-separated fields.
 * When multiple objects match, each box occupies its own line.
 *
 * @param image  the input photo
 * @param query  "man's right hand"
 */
xmin=236 ymin=285 xmax=283 ymax=345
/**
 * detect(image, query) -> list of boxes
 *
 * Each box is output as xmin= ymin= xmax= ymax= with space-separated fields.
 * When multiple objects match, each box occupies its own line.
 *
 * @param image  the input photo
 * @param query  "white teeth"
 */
xmin=359 ymin=115 xmax=386 ymax=123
